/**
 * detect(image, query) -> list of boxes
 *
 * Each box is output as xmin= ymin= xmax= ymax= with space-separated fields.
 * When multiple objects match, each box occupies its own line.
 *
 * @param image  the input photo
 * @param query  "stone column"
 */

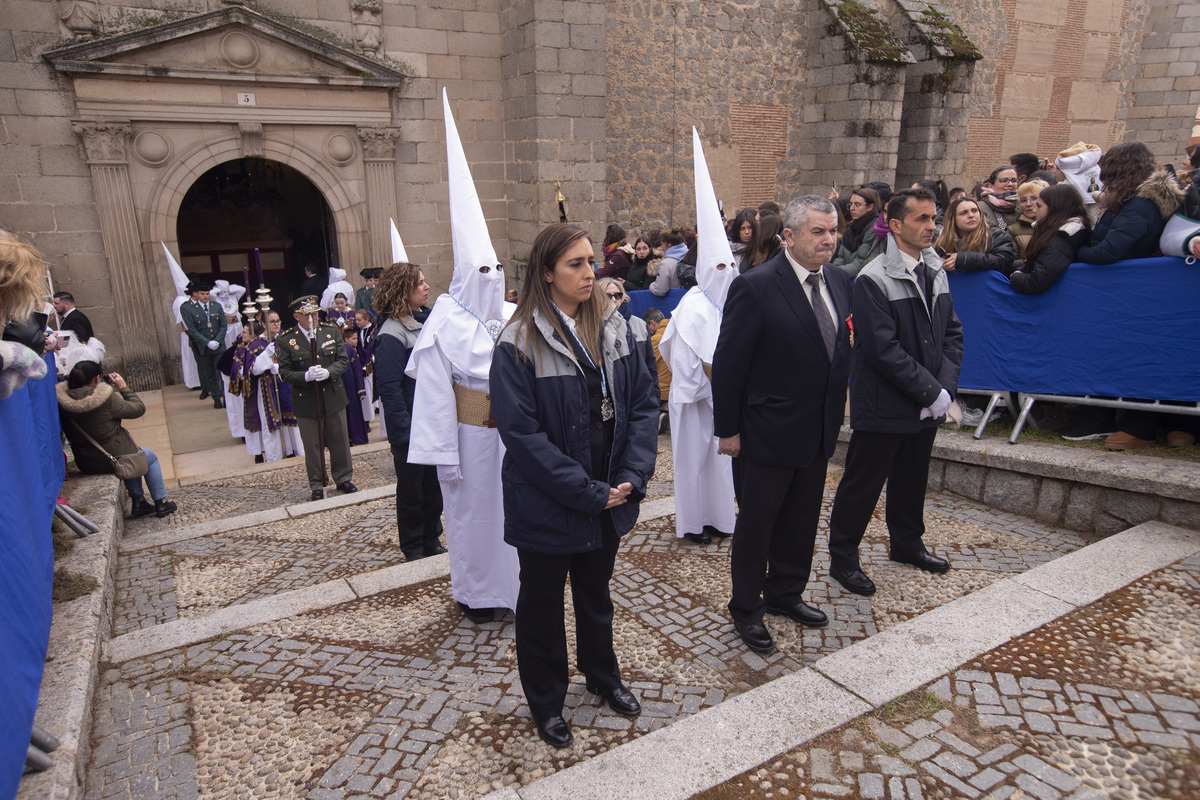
xmin=73 ymin=121 xmax=164 ymax=391
xmin=357 ymin=126 xmax=400 ymax=270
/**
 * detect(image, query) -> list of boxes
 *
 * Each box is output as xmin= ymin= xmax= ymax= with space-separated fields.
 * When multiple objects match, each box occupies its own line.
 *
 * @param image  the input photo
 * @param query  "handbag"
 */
xmin=1160 ymin=212 xmax=1200 ymax=260
xmin=67 ymin=418 xmax=149 ymax=480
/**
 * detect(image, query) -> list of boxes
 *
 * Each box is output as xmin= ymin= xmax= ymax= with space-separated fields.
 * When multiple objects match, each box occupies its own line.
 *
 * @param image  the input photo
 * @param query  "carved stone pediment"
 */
xmin=44 ymin=5 xmax=407 ymax=88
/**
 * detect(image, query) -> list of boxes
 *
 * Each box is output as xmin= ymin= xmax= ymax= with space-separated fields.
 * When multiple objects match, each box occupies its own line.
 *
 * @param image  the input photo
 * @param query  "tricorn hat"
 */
xmin=289 ymin=295 xmax=321 ymax=315
xmin=187 ymin=278 xmax=213 ymax=294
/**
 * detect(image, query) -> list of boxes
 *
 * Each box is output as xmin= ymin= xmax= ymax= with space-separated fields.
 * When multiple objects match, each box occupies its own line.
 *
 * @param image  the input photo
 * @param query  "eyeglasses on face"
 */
xmin=605 ymin=291 xmax=623 ymax=300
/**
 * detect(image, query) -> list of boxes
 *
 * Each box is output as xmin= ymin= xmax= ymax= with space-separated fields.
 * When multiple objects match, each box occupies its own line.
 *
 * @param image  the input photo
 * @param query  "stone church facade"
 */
xmin=1 ymin=0 xmax=1196 ymax=389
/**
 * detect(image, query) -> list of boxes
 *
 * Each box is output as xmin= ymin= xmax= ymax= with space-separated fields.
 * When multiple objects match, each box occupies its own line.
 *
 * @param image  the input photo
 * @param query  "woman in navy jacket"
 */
xmin=490 ymin=223 xmax=659 ymax=750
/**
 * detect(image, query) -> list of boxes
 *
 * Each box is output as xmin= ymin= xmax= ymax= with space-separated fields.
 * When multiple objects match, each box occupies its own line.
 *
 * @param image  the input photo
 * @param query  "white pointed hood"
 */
xmin=407 ymin=89 xmax=510 ymax=382
xmin=210 ymin=279 xmax=245 ymax=315
xmin=162 ymin=242 xmax=189 ymax=324
xmin=661 ymin=129 xmax=739 ymax=364
xmin=321 ymin=267 xmax=355 ymax=309
xmin=390 ymin=218 xmax=409 ymax=264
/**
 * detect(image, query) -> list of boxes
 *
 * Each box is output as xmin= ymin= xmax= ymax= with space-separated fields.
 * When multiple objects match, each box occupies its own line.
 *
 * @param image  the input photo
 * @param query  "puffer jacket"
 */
xmin=1184 ymin=168 xmax=1200 ymax=221
xmin=952 ymin=226 xmax=1017 ymax=275
xmin=833 ymin=222 xmax=879 ymax=278
xmin=490 ymin=306 xmax=659 ymax=555
xmin=57 ymin=381 xmax=145 ymax=474
xmin=1077 ymin=170 xmax=1183 ymax=264
xmin=849 ymin=237 xmax=964 ymax=434
xmin=1009 ymin=219 xmax=1089 ymax=295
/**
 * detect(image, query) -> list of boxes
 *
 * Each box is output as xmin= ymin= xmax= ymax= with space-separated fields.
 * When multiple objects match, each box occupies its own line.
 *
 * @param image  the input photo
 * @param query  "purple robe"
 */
xmin=229 ymin=337 xmax=297 ymax=433
xmin=341 ymin=343 xmax=369 ymax=445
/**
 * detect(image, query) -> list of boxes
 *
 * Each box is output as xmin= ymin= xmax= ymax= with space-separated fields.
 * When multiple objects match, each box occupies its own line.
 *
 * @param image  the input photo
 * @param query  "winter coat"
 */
xmin=373 ymin=316 xmax=421 ymax=446
xmin=597 ymin=242 xmax=634 ymax=280
xmin=833 ymin=224 xmax=879 ymax=278
xmin=1184 ymin=169 xmax=1200 ymax=221
xmin=57 ymin=381 xmax=145 ymax=475
xmin=1008 ymin=217 xmax=1036 ymax=260
xmin=490 ymin=306 xmax=659 ymax=555
xmin=1077 ymin=170 xmax=1183 ymax=264
xmin=1009 ymin=219 xmax=1089 ymax=295
xmin=951 ymin=227 xmax=1017 ymax=275
xmin=649 ymin=257 xmax=681 ymax=296
xmin=849 ymin=238 xmax=964 ymax=434
xmin=623 ymin=257 xmax=657 ymax=292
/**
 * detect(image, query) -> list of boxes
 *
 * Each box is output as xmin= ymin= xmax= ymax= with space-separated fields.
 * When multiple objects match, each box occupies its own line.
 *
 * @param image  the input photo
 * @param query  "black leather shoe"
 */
xmin=765 ymin=601 xmax=829 ymax=627
xmin=198 ymin=390 xmax=209 ymax=400
xmin=734 ymin=619 xmax=775 ymax=655
xmin=338 ymin=481 xmax=359 ymax=494
xmin=892 ymin=550 xmax=950 ymax=574
xmin=254 ymin=454 xmax=265 ymax=464
xmin=458 ymin=602 xmax=494 ymax=624
xmin=402 ymin=549 xmax=425 ymax=562
xmin=703 ymin=525 xmax=732 ymax=539
xmin=310 ymin=489 xmax=324 ymax=501
xmin=426 ymin=544 xmax=447 ymax=556
xmin=535 ymin=716 xmax=572 ymax=749
xmin=153 ymin=499 xmax=177 ymax=518
xmin=129 ymin=495 xmax=155 ymax=518
xmin=831 ymin=567 xmax=877 ymax=596
xmin=586 ymin=681 xmax=641 ymax=717
xmin=684 ymin=531 xmax=712 ymax=544
xmin=213 ymin=398 xmax=224 ymax=409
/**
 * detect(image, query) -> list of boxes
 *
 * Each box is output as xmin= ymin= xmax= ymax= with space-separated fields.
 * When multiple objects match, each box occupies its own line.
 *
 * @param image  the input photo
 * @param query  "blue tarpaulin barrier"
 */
xmin=0 ymin=355 xmax=63 ymax=799
xmin=950 ymin=257 xmax=1200 ymax=402
xmin=627 ymin=288 xmax=686 ymax=320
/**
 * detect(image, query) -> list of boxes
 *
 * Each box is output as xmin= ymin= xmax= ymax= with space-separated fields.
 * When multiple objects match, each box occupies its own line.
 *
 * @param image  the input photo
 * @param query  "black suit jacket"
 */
xmin=712 ymin=251 xmax=852 ymax=468
xmin=59 ymin=309 xmax=93 ymax=343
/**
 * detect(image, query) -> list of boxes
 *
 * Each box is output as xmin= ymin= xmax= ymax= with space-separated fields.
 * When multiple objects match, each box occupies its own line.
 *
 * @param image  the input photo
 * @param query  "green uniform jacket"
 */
xmin=276 ymin=322 xmax=350 ymax=417
xmin=181 ymin=299 xmax=228 ymax=355
xmin=355 ymin=286 xmax=374 ymax=312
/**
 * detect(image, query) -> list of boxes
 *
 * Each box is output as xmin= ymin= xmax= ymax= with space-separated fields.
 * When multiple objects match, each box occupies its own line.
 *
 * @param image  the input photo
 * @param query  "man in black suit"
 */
xmin=52 ymin=292 xmax=93 ymax=344
xmin=299 ymin=263 xmax=326 ymax=301
xmin=712 ymin=196 xmax=852 ymax=655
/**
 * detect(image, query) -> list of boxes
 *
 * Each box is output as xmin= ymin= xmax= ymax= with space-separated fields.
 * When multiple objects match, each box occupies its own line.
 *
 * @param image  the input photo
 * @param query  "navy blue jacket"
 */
xmin=1009 ymin=221 xmax=1089 ymax=295
xmin=1077 ymin=196 xmax=1165 ymax=264
xmin=372 ymin=316 xmax=420 ymax=446
xmin=490 ymin=307 xmax=659 ymax=555
xmin=849 ymin=237 xmax=964 ymax=434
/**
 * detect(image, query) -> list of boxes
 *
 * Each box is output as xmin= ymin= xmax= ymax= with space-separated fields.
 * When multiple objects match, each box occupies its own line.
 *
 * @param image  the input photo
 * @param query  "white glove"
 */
xmin=312 ymin=366 xmax=330 ymax=381
xmin=270 ymin=363 xmax=279 ymax=375
xmin=206 ymin=340 xmax=219 ymax=351
xmin=437 ymin=465 xmax=464 ymax=485
xmin=929 ymin=389 xmax=953 ymax=419
xmin=304 ymin=366 xmax=320 ymax=382
xmin=264 ymin=342 xmax=276 ymax=357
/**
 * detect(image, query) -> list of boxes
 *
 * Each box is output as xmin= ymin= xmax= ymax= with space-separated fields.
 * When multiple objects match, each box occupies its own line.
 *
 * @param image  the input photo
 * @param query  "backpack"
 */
xmin=676 ymin=260 xmax=697 ymax=290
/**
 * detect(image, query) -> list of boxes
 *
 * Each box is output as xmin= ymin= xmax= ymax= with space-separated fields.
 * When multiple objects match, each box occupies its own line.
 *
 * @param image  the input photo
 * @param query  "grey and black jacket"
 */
xmin=849 ymin=236 xmax=964 ymax=434
xmin=490 ymin=306 xmax=659 ymax=555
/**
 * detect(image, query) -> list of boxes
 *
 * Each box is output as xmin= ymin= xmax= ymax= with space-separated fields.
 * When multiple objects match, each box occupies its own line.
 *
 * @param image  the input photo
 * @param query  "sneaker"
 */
xmin=1104 ymin=431 xmax=1154 ymax=450
xmin=961 ymin=407 xmax=998 ymax=428
xmin=1060 ymin=421 xmax=1117 ymax=440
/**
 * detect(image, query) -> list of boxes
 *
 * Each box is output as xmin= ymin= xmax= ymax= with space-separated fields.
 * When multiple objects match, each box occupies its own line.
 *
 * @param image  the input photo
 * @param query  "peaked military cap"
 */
xmin=290 ymin=295 xmax=321 ymax=315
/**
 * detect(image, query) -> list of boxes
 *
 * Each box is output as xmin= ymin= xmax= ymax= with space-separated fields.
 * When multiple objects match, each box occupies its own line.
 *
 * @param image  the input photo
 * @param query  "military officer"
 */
xmin=355 ymin=267 xmax=379 ymax=313
xmin=274 ymin=295 xmax=358 ymax=500
xmin=180 ymin=279 xmax=227 ymax=408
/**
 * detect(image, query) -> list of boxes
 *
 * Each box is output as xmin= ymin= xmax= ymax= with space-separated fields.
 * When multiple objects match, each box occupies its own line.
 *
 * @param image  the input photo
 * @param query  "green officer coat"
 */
xmin=181 ymin=299 xmax=227 ymax=355
xmin=276 ymin=322 xmax=350 ymax=418
xmin=355 ymin=286 xmax=374 ymax=313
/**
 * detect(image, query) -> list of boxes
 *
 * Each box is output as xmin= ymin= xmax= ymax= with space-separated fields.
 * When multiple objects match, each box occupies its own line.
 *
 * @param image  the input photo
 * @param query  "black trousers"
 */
xmin=728 ymin=455 xmax=828 ymax=626
xmin=515 ymin=516 xmax=621 ymax=720
xmin=390 ymin=442 xmax=443 ymax=557
xmin=827 ymin=427 xmax=937 ymax=572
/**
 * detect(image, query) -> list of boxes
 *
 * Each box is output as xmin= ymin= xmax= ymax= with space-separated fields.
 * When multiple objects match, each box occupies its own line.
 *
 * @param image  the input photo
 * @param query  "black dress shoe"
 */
xmin=831 ymin=567 xmax=877 ymax=596
xmin=198 ymin=390 xmax=209 ymax=400
xmin=310 ymin=489 xmax=324 ymax=501
xmin=535 ymin=716 xmax=572 ymax=749
xmin=213 ymin=398 xmax=224 ymax=409
xmin=683 ymin=531 xmax=712 ymax=544
xmin=765 ymin=601 xmax=829 ymax=627
xmin=457 ymin=602 xmax=494 ymax=623
xmin=402 ymin=549 xmax=425 ymax=562
xmin=733 ymin=619 xmax=775 ymax=655
xmin=254 ymin=454 xmax=265 ymax=464
xmin=703 ymin=525 xmax=732 ymax=539
xmin=585 ymin=681 xmax=641 ymax=717
xmin=426 ymin=543 xmax=448 ymax=556
xmin=338 ymin=481 xmax=359 ymax=494
xmin=891 ymin=550 xmax=950 ymax=574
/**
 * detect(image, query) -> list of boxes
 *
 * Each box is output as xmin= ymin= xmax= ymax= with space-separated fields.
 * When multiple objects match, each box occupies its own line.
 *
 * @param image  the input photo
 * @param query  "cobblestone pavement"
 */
xmin=697 ymin=555 xmax=1200 ymax=800
xmin=86 ymin=433 xmax=1110 ymax=800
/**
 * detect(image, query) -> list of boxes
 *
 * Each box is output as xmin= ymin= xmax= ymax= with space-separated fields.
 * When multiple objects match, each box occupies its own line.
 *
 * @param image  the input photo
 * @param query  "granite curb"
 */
xmin=18 ymin=475 xmax=123 ymax=800
xmin=482 ymin=520 xmax=1200 ymax=800
xmin=172 ymin=439 xmax=392 ymax=487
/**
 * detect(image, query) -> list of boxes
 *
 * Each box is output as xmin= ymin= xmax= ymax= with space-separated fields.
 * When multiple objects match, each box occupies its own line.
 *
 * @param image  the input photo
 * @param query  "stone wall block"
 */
xmin=1159 ymin=499 xmax=1200 ymax=531
xmin=1100 ymin=489 xmax=1161 ymax=528
xmin=926 ymin=459 xmax=945 ymax=493
xmin=1034 ymin=478 xmax=1069 ymax=525
xmin=982 ymin=471 xmax=1040 ymax=516
xmin=1063 ymin=485 xmax=1101 ymax=532
xmin=943 ymin=463 xmax=985 ymax=501
xmin=1093 ymin=511 xmax=1128 ymax=535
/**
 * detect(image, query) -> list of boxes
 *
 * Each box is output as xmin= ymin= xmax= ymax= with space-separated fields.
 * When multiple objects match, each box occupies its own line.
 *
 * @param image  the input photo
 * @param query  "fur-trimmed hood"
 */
xmin=57 ymin=380 xmax=113 ymax=414
xmin=1137 ymin=170 xmax=1185 ymax=220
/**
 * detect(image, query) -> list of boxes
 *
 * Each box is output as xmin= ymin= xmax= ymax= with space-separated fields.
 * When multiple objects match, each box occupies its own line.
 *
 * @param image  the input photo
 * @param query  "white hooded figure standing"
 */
xmin=162 ymin=243 xmax=200 ymax=389
xmin=320 ymin=267 xmax=355 ymax=311
xmin=404 ymin=89 xmax=520 ymax=619
xmin=211 ymin=279 xmax=248 ymax=438
xmin=658 ymin=128 xmax=739 ymax=542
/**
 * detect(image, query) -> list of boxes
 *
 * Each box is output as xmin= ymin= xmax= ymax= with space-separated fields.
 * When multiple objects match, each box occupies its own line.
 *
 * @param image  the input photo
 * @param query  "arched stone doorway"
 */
xmin=177 ymin=158 xmax=337 ymax=315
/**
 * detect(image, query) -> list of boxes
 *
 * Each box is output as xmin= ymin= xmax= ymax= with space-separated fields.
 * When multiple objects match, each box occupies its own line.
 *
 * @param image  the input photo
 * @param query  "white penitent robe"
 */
xmin=659 ymin=318 xmax=736 ymax=538
xmin=407 ymin=337 xmax=519 ymax=612
xmin=246 ymin=350 xmax=304 ymax=461
xmin=222 ymin=373 xmax=247 ymax=438
xmin=174 ymin=296 xmax=200 ymax=388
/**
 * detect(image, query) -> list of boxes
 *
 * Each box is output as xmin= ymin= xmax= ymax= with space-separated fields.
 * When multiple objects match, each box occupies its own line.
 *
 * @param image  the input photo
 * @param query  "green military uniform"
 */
xmin=181 ymin=295 xmax=227 ymax=404
xmin=276 ymin=298 xmax=354 ymax=495
xmin=355 ymin=285 xmax=375 ymax=313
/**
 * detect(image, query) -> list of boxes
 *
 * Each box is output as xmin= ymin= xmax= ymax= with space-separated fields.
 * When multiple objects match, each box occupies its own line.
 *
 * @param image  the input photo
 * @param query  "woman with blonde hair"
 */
xmin=0 ymin=232 xmax=53 ymax=398
xmin=934 ymin=197 xmax=1016 ymax=275
xmin=1008 ymin=179 xmax=1049 ymax=260
xmin=490 ymin=222 xmax=659 ymax=749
